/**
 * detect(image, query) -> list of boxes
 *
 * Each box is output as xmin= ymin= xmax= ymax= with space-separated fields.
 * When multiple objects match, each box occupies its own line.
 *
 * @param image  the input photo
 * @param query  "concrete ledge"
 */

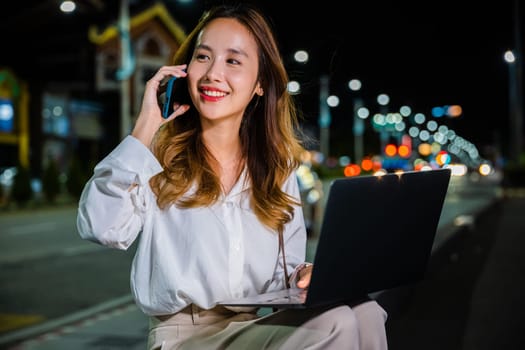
xmin=0 ymin=295 xmax=133 ymax=347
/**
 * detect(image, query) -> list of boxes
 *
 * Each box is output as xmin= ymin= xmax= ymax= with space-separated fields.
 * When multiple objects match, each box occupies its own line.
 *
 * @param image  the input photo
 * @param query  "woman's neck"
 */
xmin=201 ymin=125 xmax=245 ymax=194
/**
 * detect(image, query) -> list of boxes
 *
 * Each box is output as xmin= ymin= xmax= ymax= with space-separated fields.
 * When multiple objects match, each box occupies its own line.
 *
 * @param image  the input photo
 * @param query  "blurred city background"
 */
xmin=1 ymin=0 xmax=524 ymax=349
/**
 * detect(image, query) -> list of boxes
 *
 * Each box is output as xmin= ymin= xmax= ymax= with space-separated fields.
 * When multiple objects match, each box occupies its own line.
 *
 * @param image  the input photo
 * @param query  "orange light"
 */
xmin=344 ymin=164 xmax=361 ymax=177
xmin=447 ymin=105 xmax=462 ymax=118
xmin=385 ymin=144 xmax=397 ymax=157
xmin=361 ymin=158 xmax=373 ymax=171
xmin=398 ymin=144 xmax=411 ymax=158
xmin=418 ymin=143 xmax=432 ymax=156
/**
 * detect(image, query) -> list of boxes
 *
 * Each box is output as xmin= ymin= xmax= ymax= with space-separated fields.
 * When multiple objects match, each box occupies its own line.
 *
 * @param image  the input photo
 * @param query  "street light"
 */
xmin=294 ymin=50 xmax=309 ymax=64
xmin=59 ymin=1 xmax=76 ymax=13
xmin=287 ymin=50 xmax=309 ymax=96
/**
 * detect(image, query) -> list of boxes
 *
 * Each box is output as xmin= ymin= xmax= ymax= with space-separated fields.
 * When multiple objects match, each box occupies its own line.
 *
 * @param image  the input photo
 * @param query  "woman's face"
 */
xmin=186 ymin=17 xmax=263 ymax=124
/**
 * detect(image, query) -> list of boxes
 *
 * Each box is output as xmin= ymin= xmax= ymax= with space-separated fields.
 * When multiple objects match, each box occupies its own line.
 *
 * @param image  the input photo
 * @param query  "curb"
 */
xmin=0 ymin=295 xmax=134 ymax=347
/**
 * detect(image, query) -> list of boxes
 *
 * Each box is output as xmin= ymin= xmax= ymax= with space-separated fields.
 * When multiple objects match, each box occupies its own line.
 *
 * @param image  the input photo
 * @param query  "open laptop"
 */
xmin=218 ymin=168 xmax=452 ymax=309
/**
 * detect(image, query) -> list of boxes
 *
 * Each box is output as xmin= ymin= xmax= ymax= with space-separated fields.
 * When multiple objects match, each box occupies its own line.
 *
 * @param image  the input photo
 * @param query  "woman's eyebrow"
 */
xmin=196 ymin=43 xmax=249 ymax=58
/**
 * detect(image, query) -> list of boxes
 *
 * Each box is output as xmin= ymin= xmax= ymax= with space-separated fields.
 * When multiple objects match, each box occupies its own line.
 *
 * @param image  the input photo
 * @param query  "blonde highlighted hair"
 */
xmin=149 ymin=3 xmax=306 ymax=234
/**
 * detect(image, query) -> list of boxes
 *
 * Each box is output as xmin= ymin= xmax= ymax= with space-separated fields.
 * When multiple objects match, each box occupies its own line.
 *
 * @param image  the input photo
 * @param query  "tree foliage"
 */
xmin=11 ymin=163 xmax=33 ymax=207
xmin=42 ymin=159 xmax=61 ymax=203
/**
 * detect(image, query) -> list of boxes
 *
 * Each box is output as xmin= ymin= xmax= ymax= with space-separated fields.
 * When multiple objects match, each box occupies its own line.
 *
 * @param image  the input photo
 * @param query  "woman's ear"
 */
xmin=255 ymin=83 xmax=264 ymax=96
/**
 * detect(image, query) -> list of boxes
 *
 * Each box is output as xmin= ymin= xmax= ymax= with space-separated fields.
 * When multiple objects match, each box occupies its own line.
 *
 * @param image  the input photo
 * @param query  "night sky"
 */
xmin=253 ymin=0 xmax=520 ymax=158
xmin=1 ymin=0 xmax=522 ymax=160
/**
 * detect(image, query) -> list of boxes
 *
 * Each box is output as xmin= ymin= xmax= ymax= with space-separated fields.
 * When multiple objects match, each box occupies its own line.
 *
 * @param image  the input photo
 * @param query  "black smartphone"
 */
xmin=158 ymin=76 xmax=190 ymax=119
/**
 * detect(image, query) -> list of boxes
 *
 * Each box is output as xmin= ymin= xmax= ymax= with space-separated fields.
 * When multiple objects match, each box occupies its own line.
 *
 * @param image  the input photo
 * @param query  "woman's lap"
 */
xmin=149 ymin=300 xmax=387 ymax=350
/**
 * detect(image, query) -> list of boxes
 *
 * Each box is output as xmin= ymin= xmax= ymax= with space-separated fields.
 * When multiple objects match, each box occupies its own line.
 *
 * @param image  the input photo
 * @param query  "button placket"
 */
xmin=225 ymin=198 xmax=244 ymax=296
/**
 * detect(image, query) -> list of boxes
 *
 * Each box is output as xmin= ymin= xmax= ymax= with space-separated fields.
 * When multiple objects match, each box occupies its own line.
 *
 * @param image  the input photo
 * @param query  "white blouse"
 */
xmin=76 ymin=135 xmax=307 ymax=316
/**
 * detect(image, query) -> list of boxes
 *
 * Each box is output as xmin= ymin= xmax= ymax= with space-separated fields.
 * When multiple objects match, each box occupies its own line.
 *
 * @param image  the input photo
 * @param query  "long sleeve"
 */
xmin=76 ymin=135 xmax=163 ymax=250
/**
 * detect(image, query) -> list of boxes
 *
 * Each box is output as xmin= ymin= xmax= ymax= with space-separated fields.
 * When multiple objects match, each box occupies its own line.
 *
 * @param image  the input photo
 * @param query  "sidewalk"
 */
xmin=2 ymin=182 xmax=515 ymax=350
xmin=5 ymin=300 xmax=149 ymax=350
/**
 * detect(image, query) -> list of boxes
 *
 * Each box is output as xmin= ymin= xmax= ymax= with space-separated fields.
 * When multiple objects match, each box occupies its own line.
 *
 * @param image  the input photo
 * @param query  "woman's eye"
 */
xmin=227 ymin=58 xmax=241 ymax=65
xmin=195 ymin=54 xmax=209 ymax=61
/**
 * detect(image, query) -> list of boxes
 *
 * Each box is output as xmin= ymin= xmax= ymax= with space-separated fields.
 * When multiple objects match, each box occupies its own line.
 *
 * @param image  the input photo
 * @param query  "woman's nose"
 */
xmin=203 ymin=60 xmax=224 ymax=81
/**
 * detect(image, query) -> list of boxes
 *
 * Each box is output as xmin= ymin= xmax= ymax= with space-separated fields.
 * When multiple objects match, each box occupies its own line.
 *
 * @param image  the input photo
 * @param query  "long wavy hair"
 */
xmin=149 ymin=3 xmax=306 ymax=235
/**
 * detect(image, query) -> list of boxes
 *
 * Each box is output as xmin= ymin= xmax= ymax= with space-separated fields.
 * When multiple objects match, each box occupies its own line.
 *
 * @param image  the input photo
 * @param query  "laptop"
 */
xmin=219 ymin=168 xmax=452 ymax=309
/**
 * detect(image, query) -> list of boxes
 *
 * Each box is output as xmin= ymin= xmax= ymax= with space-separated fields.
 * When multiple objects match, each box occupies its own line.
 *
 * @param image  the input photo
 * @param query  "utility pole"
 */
xmin=117 ymin=0 xmax=134 ymax=140
xmin=511 ymin=0 xmax=524 ymax=162
xmin=353 ymin=98 xmax=365 ymax=165
xmin=319 ymin=75 xmax=331 ymax=162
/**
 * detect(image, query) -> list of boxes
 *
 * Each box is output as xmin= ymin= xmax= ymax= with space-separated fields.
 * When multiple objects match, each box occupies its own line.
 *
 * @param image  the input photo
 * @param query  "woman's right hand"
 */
xmin=296 ymin=263 xmax=313 ymax=289
xmin=289 ymin=262 xmax=314 ymax=289
xmin=131 ymin=65 xmax=189 ymax=147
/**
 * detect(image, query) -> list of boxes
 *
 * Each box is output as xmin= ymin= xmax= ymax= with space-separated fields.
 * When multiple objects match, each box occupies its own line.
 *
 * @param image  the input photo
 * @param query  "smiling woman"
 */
xmin=76 ymin=2 xmax=388 ymax=349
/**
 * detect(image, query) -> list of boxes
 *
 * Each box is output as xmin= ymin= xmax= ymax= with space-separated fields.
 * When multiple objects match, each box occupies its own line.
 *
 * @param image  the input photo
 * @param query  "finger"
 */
xmin=158 ymin=64 xmax=188 ymax=82
xmin=164 ymin=104 xmax=190 ymax=121
xmin=150 ymin=65 xmax=188 ymax=93
xmin=296 ymin=274 xmax=311 ymax=289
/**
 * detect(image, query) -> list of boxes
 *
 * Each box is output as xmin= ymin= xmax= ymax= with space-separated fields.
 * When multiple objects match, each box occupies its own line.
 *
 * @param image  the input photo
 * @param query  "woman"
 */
xmin=77 ymin=3 xmax=388 ymax=349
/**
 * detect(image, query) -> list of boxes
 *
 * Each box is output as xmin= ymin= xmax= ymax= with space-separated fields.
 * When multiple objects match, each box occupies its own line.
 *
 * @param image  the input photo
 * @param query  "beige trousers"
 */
xmin=147 ymin=300 xmax=388 ymax=350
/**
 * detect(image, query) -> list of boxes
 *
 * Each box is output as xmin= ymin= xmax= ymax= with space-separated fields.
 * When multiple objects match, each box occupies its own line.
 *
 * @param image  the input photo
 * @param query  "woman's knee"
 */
xmin=353 ymin=301 xmax=388 ymax=350
xmin=353 ymin=300 xmax=388 ymax=325
xmin=323 ymin=305 xmax=360 ymax=339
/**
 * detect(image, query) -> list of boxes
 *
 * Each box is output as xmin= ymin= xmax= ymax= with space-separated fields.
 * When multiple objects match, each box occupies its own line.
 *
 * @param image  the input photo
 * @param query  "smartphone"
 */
xmin=158 ymin=75 xmax=190 ymax=119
